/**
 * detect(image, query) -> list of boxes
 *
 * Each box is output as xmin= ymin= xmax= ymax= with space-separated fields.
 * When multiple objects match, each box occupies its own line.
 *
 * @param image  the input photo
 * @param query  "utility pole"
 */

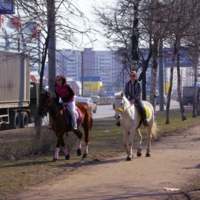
xmin=81 ymin=51 xmax=84 ymax=96
xmin=47 ymin=0 xmax=56 ymax=93
xmin=159 ymin=38 xmax=164 ymax=111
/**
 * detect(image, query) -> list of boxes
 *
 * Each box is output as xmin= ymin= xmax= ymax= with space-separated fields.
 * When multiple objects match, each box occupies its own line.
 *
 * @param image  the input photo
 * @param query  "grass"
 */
xmin=0 ymin=106 xmax=200 ymax=198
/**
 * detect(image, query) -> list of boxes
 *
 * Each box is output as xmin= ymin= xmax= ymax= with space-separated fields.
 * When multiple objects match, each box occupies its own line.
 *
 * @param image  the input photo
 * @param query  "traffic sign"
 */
xmin=0 ymin=0 xmax=15 ymax=14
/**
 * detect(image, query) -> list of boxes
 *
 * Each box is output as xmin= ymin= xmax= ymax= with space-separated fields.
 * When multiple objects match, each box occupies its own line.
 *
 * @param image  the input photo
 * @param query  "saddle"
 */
xmin=62 ymin=105 xmax=83 ymax=126
xmin=115 ymin=104 xmax=150 ymax=119
xmin=134 ymin=104 xmax=150 ymax=120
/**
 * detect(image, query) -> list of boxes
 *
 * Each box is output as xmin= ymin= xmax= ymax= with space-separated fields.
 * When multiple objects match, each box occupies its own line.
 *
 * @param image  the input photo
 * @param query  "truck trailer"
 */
xmin=0 ymin=50 xmax=40 ymax=129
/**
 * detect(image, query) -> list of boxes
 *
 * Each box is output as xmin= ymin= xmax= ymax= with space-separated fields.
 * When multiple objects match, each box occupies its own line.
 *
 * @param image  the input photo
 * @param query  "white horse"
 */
xmin=114 ymin=91 xmax=158 ymax=161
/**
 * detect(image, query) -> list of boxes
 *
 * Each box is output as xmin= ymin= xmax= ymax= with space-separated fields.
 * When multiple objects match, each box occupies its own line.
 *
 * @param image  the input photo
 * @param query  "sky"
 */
xmin=57 ymin=0 xmax=115 ymax=50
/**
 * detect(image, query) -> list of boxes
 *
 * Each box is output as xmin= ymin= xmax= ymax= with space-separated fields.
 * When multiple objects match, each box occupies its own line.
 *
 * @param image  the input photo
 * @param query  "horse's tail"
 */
xmin=151 ymin=121 xmax=159 ymax=139
xmin=90 ymin=115 xmax=93 ymax=131
xmin=86 ymin=106 xmax=93 ymax=131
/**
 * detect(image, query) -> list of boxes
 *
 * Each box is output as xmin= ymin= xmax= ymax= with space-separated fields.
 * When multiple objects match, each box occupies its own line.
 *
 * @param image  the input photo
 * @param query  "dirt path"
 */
xmin=10 ymin=126 xmax=200 ymax=200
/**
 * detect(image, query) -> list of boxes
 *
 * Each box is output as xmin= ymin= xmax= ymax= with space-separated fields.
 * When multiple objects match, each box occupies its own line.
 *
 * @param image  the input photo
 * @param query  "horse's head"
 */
xmin=113 ymin=92 xmax=126 ymax=120
xmin=37 ymin=90 xmax=54 ymax=117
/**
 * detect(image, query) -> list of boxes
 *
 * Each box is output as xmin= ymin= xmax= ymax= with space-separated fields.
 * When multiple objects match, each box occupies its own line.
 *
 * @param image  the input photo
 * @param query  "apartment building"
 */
xmin=56 ymin=48 xmax=124 ymax=92
xmin=56 ymin=49 xmax=82 ymax=80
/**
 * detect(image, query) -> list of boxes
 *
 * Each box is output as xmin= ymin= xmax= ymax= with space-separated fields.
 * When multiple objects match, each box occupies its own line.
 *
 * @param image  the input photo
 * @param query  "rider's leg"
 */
xmin=67 ymin=101 xmax=77 ymax=130
xmin=135 ymin=100 xmax=149 ymax=126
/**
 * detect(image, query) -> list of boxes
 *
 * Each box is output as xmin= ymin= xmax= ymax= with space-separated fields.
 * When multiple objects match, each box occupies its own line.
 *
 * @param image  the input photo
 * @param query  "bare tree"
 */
xmin=163 ymin=0 xmax=200 ymax=123
xmin=94 ymin=0 xmax=163 ymax=108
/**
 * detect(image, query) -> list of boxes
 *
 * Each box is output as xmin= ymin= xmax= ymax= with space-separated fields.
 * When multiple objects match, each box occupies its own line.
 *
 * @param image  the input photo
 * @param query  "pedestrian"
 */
xmin=54 ymin=75 xmax=77 ymax=130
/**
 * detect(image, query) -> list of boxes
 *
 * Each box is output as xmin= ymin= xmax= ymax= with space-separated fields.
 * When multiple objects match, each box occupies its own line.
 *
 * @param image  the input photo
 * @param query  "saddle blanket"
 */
xmin=135 ymin=105 xmax=150 ymax=120
xmin=62 ymin=105 xmax=83 ymax=125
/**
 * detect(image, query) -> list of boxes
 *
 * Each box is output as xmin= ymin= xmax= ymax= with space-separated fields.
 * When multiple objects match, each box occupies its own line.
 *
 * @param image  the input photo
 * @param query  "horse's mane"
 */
xmin=42 ymin=90 xmax=60 ymax=107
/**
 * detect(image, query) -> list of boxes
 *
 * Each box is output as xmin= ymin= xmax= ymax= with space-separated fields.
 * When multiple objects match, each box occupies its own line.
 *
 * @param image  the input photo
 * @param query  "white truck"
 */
xmin=0 ymin=50 xmax=40 ymax=130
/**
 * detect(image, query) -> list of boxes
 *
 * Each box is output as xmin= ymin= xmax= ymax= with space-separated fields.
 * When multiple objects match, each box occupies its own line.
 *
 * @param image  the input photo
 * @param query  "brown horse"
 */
xmin=37 ymin=90 xmax=93 ymax=162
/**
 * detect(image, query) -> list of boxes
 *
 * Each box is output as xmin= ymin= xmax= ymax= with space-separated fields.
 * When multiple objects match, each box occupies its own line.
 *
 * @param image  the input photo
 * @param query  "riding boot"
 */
xmin=141 ymin=107 xmax=149 ymax=127
xmin=70 ymin=111 xmax=77 ymax=130
xmin=136 ymin=102 xmax=149 ymax=127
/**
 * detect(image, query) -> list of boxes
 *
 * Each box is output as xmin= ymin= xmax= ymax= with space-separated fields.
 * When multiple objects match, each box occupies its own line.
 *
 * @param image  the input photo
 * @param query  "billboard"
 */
xmin=164 ymin=48 xmax=193 ymax=67
xmin=0 ymin=0 xmax=15 ymax=14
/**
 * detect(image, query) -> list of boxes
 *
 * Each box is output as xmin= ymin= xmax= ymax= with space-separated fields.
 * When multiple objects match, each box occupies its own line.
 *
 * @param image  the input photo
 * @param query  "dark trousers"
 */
xmin=135 ymin=99 xmax=147 ymax=123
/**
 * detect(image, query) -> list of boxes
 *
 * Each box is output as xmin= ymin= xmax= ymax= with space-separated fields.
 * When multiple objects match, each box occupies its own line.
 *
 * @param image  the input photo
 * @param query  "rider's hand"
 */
xmin=131 ymin=100 xmax=135 ymax=104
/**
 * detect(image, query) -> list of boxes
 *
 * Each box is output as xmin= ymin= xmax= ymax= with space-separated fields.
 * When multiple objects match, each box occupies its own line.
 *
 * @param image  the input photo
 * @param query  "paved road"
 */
xmin=94 ymin=100 xmax=181 ymax=119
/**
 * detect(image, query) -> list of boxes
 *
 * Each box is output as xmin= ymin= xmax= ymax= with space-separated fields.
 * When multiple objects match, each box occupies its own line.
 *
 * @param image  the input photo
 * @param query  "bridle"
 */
xmin=38 ymin=105 xmax=48 ymax=112
xmin=114 ymin=97 xmax=132 ymax=113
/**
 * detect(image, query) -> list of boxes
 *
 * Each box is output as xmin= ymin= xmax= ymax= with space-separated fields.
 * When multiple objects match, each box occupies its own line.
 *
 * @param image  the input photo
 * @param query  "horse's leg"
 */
xmin=73 ymin=130 xmax=83 ymax=156
xmin=53 ymin=133 xmax=62 ymax=162
xmin=61 ymin=139 xmax=70 ymax=160
xmin=81 ymin=121 xmax=91 ymax=159
xmin=53 ymin=146 xmax=60 ymax=162
xmin=146 ymin=126 xmax=152 ymax=157
xmin=126 ymin=129 xmax=135 ymax=161
xmin=136 ymin=128 xmax=142 ymax=157
xmin=123 ymin=130 xmax=130 ymax=161
xmin=82 ymin=126 xmax=90 ymax=158
xmin=77 ymin=138 xmax=82 ymax=156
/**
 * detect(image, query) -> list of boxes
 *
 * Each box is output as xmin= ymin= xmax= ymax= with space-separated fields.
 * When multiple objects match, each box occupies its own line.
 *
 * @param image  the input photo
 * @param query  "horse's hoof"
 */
xmin=53 ymin=157 xmax=57 ymax=162
xmin=137 ymin=152 xmax=142 ymax=157
xmin=126 ymin=157 xmax=132 ymax=161
xmin=137 ymin=149 xmax=142 ymax=157
xmin=77 ymin=149 xmax=82 ymax=156
xmin=82 ymin=153 xmax=88 ymax=158
xmin=65 ymin=154 xmax=70 ymax=160
xmin=146 ymin=153 xmax=151 ymax=157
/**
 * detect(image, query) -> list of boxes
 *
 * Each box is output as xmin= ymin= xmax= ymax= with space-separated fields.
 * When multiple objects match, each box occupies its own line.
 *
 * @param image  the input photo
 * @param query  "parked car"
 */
xmin=75 ymin=97 xmax=97 ymax=113
xmin=156 ymin=95 xmax=167 ymax=105
xmin=90 ymin=95 xmax=100 ymax=105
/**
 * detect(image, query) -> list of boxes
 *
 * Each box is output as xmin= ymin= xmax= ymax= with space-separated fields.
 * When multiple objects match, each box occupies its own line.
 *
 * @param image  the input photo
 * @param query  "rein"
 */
xmin=38 ymin=96 xmax=59 ymax=115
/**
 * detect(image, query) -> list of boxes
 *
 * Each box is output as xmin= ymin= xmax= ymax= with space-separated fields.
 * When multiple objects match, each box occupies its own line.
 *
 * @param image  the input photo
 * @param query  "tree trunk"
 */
xmin=193 ymin=49 xmax=198 ymax=117
xmin=165 ymin=59 xmax=174 ymax=124
xmin=138 ymin=47 xmax=152 ymax=100
xmin=131 ymin=0 xmax=140 ymax=70
xmin=150 ymin=40 xmax=159 ymax=110
xmin=176 ymin=41 xmax=187 ymax=121
xmin=142 ymin=73 xmax=147 ymax=100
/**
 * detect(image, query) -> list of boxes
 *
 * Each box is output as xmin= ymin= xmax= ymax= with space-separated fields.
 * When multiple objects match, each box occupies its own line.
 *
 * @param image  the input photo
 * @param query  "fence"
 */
xmin=99 ymin=96 xmax=114 ymax=105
